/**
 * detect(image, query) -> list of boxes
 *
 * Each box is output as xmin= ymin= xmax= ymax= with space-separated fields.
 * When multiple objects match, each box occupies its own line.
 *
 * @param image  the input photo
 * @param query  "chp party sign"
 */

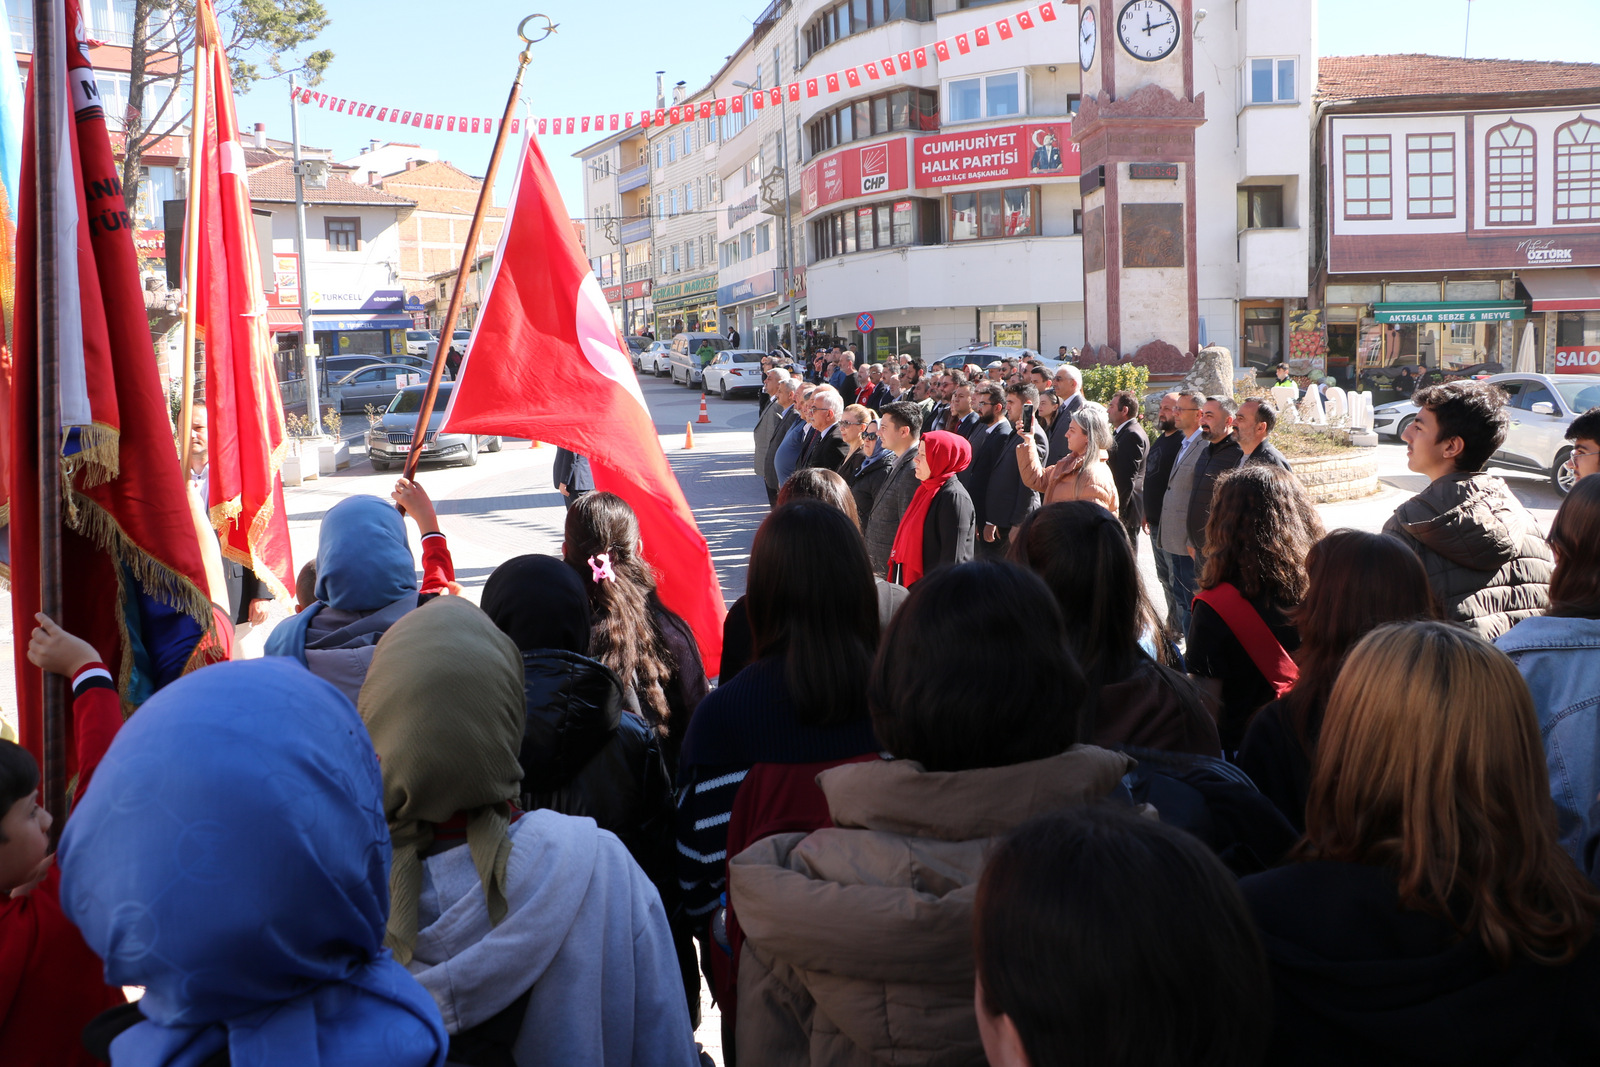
xmin=802 ymin=140 xmax=910 ymax=214
xmin=914 ymin=121 xmax=1077 ymax=188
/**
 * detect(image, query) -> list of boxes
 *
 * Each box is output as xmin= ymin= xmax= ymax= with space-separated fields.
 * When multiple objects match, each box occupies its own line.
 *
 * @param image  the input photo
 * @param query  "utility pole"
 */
xmin=774 ymin=43 xmax=798 ymax=358
xmin=289 ymin=74 xmax=321 ymax=433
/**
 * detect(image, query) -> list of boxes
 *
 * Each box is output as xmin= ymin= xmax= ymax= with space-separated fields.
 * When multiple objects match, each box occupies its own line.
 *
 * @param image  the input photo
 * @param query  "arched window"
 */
xmin=1485 ymin=120 xmax=1535 ymax=226
xmin=1555 ymin=117 xmax=1600 ymax=224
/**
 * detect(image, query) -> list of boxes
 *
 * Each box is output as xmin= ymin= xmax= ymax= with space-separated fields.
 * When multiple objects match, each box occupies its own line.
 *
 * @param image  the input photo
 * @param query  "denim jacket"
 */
xmin=1495 ymin=615 xmax=1600 ymax=861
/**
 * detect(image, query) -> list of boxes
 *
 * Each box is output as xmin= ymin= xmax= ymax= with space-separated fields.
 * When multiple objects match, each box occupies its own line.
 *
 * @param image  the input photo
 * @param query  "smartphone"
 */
xmin=1021 ymin=403 xmax=1036 ymax=436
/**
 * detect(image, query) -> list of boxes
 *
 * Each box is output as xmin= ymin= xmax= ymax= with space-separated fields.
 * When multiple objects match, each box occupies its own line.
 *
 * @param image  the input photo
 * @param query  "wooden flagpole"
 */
xmin=402 ymin=14 xmax=555 ymax=482
xmin=32 ymin=0 xmax=66 ymax=838
xmin=178 ymin=32 xmax=211 ymax=477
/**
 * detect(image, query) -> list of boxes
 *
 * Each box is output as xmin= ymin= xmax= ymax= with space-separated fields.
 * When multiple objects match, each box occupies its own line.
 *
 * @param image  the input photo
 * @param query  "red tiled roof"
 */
xmin=1317 ymin=54 xmax=1600 ymax=103
xmin=245 ymin=159 xmax=415 ymax=207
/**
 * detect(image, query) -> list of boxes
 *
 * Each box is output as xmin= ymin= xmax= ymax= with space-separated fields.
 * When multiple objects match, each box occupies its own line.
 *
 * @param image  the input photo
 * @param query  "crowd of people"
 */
xmin=6 ymin=358 xmax=1600 ymax=1066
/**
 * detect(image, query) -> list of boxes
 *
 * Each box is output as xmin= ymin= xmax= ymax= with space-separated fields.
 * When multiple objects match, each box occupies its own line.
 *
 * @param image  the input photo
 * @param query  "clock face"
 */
xmin=1117 ymin=0 xmax=1180 ymax=62
xmin=1079 ymin=7 xmax=1098 ymax=72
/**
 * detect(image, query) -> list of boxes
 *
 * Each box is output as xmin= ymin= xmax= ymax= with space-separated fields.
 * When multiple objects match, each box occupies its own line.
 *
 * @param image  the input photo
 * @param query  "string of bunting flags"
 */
xmin=290 ymin=0 xmax=1063 ymax=136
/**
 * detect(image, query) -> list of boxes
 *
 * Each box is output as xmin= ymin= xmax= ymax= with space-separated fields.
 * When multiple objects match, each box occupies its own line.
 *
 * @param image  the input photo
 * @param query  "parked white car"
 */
xmin=1376 ymin=372 xmax=1600 ymax=495
xmin=640 ymin=340 xmax=673 ymax=376
xmin=404 ymin=329 xmax=435 ymax=356
xmin=702 ymin=349 xmax=767 ymax=399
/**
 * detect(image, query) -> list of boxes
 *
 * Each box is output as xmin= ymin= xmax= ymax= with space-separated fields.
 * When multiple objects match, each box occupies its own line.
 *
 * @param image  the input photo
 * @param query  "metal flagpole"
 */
xmin=33 ymin=0 xmax=66 ymax=838
xmin=178 ymin=29 xmax=211 ymax=475
xmin=289 ymin=74 xmax=321 ymax=434
xmin=403 ymin=14 xmax=556 ymax=482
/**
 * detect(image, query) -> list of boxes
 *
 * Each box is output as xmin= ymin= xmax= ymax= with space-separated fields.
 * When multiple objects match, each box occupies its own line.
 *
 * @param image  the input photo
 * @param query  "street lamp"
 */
xmin=734 ymin=53 xmax=798 ymax=359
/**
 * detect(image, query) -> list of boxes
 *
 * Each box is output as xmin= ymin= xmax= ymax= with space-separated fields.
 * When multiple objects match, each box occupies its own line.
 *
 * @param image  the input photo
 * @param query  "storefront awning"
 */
xmin=1522 ymin=268 xmax=1600 ymax=312
xmin=1373 ymin=301 xmax=1526 ymax=324
xmin=266 ymin=308 xmax=303 ymax=333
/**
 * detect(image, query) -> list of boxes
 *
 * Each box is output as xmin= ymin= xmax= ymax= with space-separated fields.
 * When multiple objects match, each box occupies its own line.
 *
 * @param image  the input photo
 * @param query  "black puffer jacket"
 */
xmin=517 ymin=648 xmax=674 ymax=878
xmin=1382 ymin=471 xmax=1552 ymax=640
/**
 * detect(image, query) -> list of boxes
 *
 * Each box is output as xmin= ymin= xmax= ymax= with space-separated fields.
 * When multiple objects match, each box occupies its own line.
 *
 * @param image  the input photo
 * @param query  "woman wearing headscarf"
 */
xmin=264 ymin=482 xmax=454 ymax=703
xmin=481 ymin=555 xmax=697 ymax=1023
xmin=888 ymin=429 xmax=975 ymax=587
xmin=360 ymin=597 xmax=699 ymax=1067
xmin=1016 ymin=399 xmax=1119 ymax=511
xmin=57 ymin=659 xmax=450 ymax=1067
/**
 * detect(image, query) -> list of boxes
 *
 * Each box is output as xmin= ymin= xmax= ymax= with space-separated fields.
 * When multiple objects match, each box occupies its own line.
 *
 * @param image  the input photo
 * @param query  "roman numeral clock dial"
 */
xmin=1117 ymin=0 xmax=1180 ymax=62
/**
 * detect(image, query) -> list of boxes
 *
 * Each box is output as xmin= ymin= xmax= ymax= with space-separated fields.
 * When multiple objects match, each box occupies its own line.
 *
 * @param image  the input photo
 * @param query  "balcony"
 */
xmin=1239 ymin=227 xmax=1308 ymax=299
xmin=620 ymin=217 xmax=652 ymax=244
xmin=809 ymin=237 xmax=1084 ymax=319
xmin=624 ymin=263 xmax=652 ymax=283
xmin=617 ymin=163 xmax=650 ymax=194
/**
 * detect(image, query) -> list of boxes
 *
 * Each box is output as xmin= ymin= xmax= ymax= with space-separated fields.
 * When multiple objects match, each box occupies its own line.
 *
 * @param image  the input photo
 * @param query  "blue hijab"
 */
xmin=57 ymin=659 xmax=448 ymax=1067
xmin=265 ymin=495 xmax=419 ymax=663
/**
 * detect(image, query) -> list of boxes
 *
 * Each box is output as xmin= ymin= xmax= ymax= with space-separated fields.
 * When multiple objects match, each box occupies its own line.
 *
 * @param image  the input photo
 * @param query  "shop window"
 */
xmin=1242 ymin=305 xmax=1284 ymax=371
xmin=1241 ymin=185 xmax=1284 ymax=228
xmin=1485 ymin=120 xmax=1535 ymax=226
xmin=1342 ymin=135 xmax=1391 ymax=219
xmin=324 ymin=218 xmax=360 ymax=252
xmin=1557 ymin=311 xmax=1600 ymax=347
xmin=948 ymin=186 xmax=1039 ymax=241
xmin=804 ymin=0 xmax=932 ymax=59
xmin=1248 ymin=58 xmax=1296 ymax=104
xmin=807 ymin=88 xmax=938 ymax=156
xmin=944 ymin=71 xmax=1026 ymax=125
xmin=1555 ymin=117 xmax=1600 ymax=224
xmin=1406 ymin=133 xmax=1454 ymax=219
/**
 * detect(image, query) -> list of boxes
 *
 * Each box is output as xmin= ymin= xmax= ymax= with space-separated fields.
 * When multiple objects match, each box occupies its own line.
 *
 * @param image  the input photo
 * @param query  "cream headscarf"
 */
xmin=358 ymin=596 xmax=526 ymax=964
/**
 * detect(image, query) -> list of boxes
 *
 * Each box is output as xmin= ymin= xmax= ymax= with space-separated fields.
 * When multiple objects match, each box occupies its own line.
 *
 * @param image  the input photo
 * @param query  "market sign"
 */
xmin=1372 ymin=301 xmax=1526 ymax=324
xmin=801 ymin=139 xmax=909 ymax=214
xmin=650 ymin=273 xmax=718 ymax=306
xmin=602 ymin=279 xmax=651 ymax=304
xmin=1555 ymin=346 xmax=1600 ymax=374
xmin=913 ymin=121 xmax=1078 ymax=189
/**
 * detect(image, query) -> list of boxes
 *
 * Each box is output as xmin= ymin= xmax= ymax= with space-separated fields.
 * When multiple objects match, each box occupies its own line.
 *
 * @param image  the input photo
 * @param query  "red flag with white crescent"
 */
xmin=442 ymin=134 xmax=727 ymax=669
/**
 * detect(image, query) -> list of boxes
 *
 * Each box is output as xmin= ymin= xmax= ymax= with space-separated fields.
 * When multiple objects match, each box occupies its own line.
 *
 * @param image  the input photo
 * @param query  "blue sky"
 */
xmin=236 ymin=0 xmax=1600 ymax=224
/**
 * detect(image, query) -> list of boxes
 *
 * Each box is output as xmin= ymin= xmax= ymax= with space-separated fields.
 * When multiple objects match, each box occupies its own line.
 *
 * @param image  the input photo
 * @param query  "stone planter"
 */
xmin=316 ymin=438 xmax=351 ymax=475
xmin=1292 ymin=448 xmax=1380 ymax=504
xmin=281 ymin=451 xmax=307 ymax=486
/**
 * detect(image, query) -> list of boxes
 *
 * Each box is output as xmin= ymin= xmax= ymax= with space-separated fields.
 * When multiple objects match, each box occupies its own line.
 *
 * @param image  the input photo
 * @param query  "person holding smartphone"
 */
xmin=981 ymin=383 xmax=1049 ymax=554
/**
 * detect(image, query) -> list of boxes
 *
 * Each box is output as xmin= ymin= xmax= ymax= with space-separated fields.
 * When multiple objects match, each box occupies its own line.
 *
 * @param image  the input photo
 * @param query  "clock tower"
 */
xmin=1073 ymin=0 xmax=1206 ymax=357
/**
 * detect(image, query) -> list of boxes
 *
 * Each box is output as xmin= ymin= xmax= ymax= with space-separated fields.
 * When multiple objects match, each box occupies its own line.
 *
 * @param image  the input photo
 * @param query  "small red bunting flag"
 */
xmin=1039 ymin=2 xmax=1057 ymax=21
xmin=956 ymin=33 xmax=971 ymax=53
xmin=899 ymin=50 xmax=912 ymax=70
xmin=752 ymin=91 xmax=765 ymax=110
xmin=935 ymin=40 xmax=951 ymax=61
xmin=845 ymin=68 xmax=861 ymax=87
xmin=715 ymin=98 xmax=726 ymax=115
xmin=996 ymin=18 xmax=1013 ymax=39
xmin=1017 ymin=9 xmax=1035 ymax=29
xmin=865 ymin=61 xmax=880 ymax=80
xmin=975 ymin=25 xmax=990 ymax=45
xmin=882 ymin=55 xmax=896 ymax=75
xmin=805 ymin=78 xmax=818 ymax=97
xmin=826 ymin=72 xmax=840 ymax=92
xmin=914 ymin=47 xmax=928 ymax=67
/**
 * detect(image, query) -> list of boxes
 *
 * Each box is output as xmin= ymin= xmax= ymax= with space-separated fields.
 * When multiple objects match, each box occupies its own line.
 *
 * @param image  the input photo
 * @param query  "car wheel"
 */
xmin=719 ymin=379 xmax=730 ymax=400
xmin=460 ymin=436 xmax=479 ymax=466
xmin=371 ymin=458 xmax=393 ymax=472
xmin=1395 ymin=415 xmax=1415 ymax=442
xmin=485 ymin=436 xmax=502 ymax=453
xmin=1553 ymin=448 xmax=1577 ymax=496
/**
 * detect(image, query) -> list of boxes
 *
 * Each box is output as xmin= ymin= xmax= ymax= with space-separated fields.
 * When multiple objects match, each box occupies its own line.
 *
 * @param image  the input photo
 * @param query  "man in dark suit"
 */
xmin=982 ymin=382 xmax=1047 ymax=556
xmin=1106 ymin=389 xmax=1150 ymax=548
xmin=1046 ymin=363 xmax=1085 ymax=464
xmin=1238 ymin=397 xmax=1293 ymax=471
xmin=957 ymin=382 xmax=1012 ymax=540
xmin=945 ymin=382 xmax=980 ymax=439
xmin=1141 ymin=391 xmax=1184 ymax=629
xmin=552 ymin=446 xmax=594 ymax=509
xmin=1186 ymin=395 xmax=1246 ymax=570
xmin=763 ymin=380 xmax=806 ymax=494
xmin=799 ymin=389 xmax=851 ymax=473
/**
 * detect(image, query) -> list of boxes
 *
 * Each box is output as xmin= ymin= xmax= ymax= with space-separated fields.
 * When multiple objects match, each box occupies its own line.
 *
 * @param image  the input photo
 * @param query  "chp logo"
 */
xmin=860 ymin=143 xmax=889 ymax=195
xmin=1517 ymin=238 xmax=1574 ymax=265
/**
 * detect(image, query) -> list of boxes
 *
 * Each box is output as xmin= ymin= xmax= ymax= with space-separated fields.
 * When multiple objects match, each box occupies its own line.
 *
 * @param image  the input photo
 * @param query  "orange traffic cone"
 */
xmin=684 ymin=421 xmax=695 ymax=450
xmin=696 ymin=394 xmax=711 ymax=424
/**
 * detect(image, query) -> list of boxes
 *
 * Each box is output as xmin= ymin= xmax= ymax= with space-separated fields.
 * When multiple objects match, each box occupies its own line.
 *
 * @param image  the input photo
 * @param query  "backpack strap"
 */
xmin=1192 ymin=583 xmax=1298 ymax=697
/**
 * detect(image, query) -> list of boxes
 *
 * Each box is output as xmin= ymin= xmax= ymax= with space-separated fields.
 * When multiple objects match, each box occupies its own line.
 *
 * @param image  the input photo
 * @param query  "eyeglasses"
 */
xmin=1178 ymin=405 xmax=1202 ymax=413
xmin=1567 ymin=446 xmax=1598 ymax=468
xmin=863 ymin=432 xmax=880 ymax=442
xmin=841 ymin=420 xmax=865 ymax=427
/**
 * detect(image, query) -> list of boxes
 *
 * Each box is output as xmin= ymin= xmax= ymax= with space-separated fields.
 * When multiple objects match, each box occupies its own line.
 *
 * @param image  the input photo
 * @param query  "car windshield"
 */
xmin=1555 ymin=380 xmax=1600 ymax=413
xmin=453 ymin=331 xmax=470 ymax=340
xmin=389 ymin=385 xmax=454 ymax=414
xmin=406 ymin=331 xmax=430 ymax=340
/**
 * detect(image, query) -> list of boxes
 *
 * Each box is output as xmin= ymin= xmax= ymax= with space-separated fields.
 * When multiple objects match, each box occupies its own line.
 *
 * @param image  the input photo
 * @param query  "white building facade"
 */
xmin=646 ymin=85 xmax=724 ymax=338
xmin=575 ymin=125 xmax=655 ymax=336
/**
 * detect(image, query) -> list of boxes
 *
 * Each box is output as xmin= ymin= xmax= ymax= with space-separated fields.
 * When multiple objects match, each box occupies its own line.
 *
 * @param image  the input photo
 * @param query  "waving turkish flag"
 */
xmin=442 ymin=133 xmax=726 ymax=669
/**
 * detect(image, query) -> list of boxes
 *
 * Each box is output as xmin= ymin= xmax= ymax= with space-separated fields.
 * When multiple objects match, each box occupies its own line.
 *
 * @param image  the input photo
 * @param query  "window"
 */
xmin=655 ymin=145 xmax=664 ymax=169
xmin=756 ymin=223 xmax=772 ymax=253
xmin=721 ymin=97 xmax=751 ymax=140
xmin=1406 ymin=133 xmax=1454 ymax=218
xmin=948 ymin=186 xmax=1039 ymax=241
xmin=1241 ymin=185 xmax=1284 ymax=228
xmin=672 ymin=245 xmax=681 ymax=271
xmin=945 ymin=72 xmax=1025 ymax=124
xmin=813 ymin=198 xmax=937 ymax=259
xmin=683 ymin=130 xmax=692 ymax=155
xmin=804 ymin=0 xmax=932 ymax=58
xmin=741 ymin=154 xmax=763 ymax=188
xmin=667 ymin=138 xmax=677 ymax=163
xmin=686 ymin=182 xmax=696 ymax=211
xmin=325 ymin=218 xmax=360 ymax=251
xmin=1485 ymin=121 xmax=1535 ymax=226
xmin=1343 ymin=135 xmax=1392 ymax=219
xmin=1248 ymin=58 xmax=1296 ymax=104
xmin=807 ymin=88 xmax=938 ymax=155
xmin=1555 ymin=117 xmax=1600 ymax=224
xmin=670 ymin=188 xmax=680 ymax=215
